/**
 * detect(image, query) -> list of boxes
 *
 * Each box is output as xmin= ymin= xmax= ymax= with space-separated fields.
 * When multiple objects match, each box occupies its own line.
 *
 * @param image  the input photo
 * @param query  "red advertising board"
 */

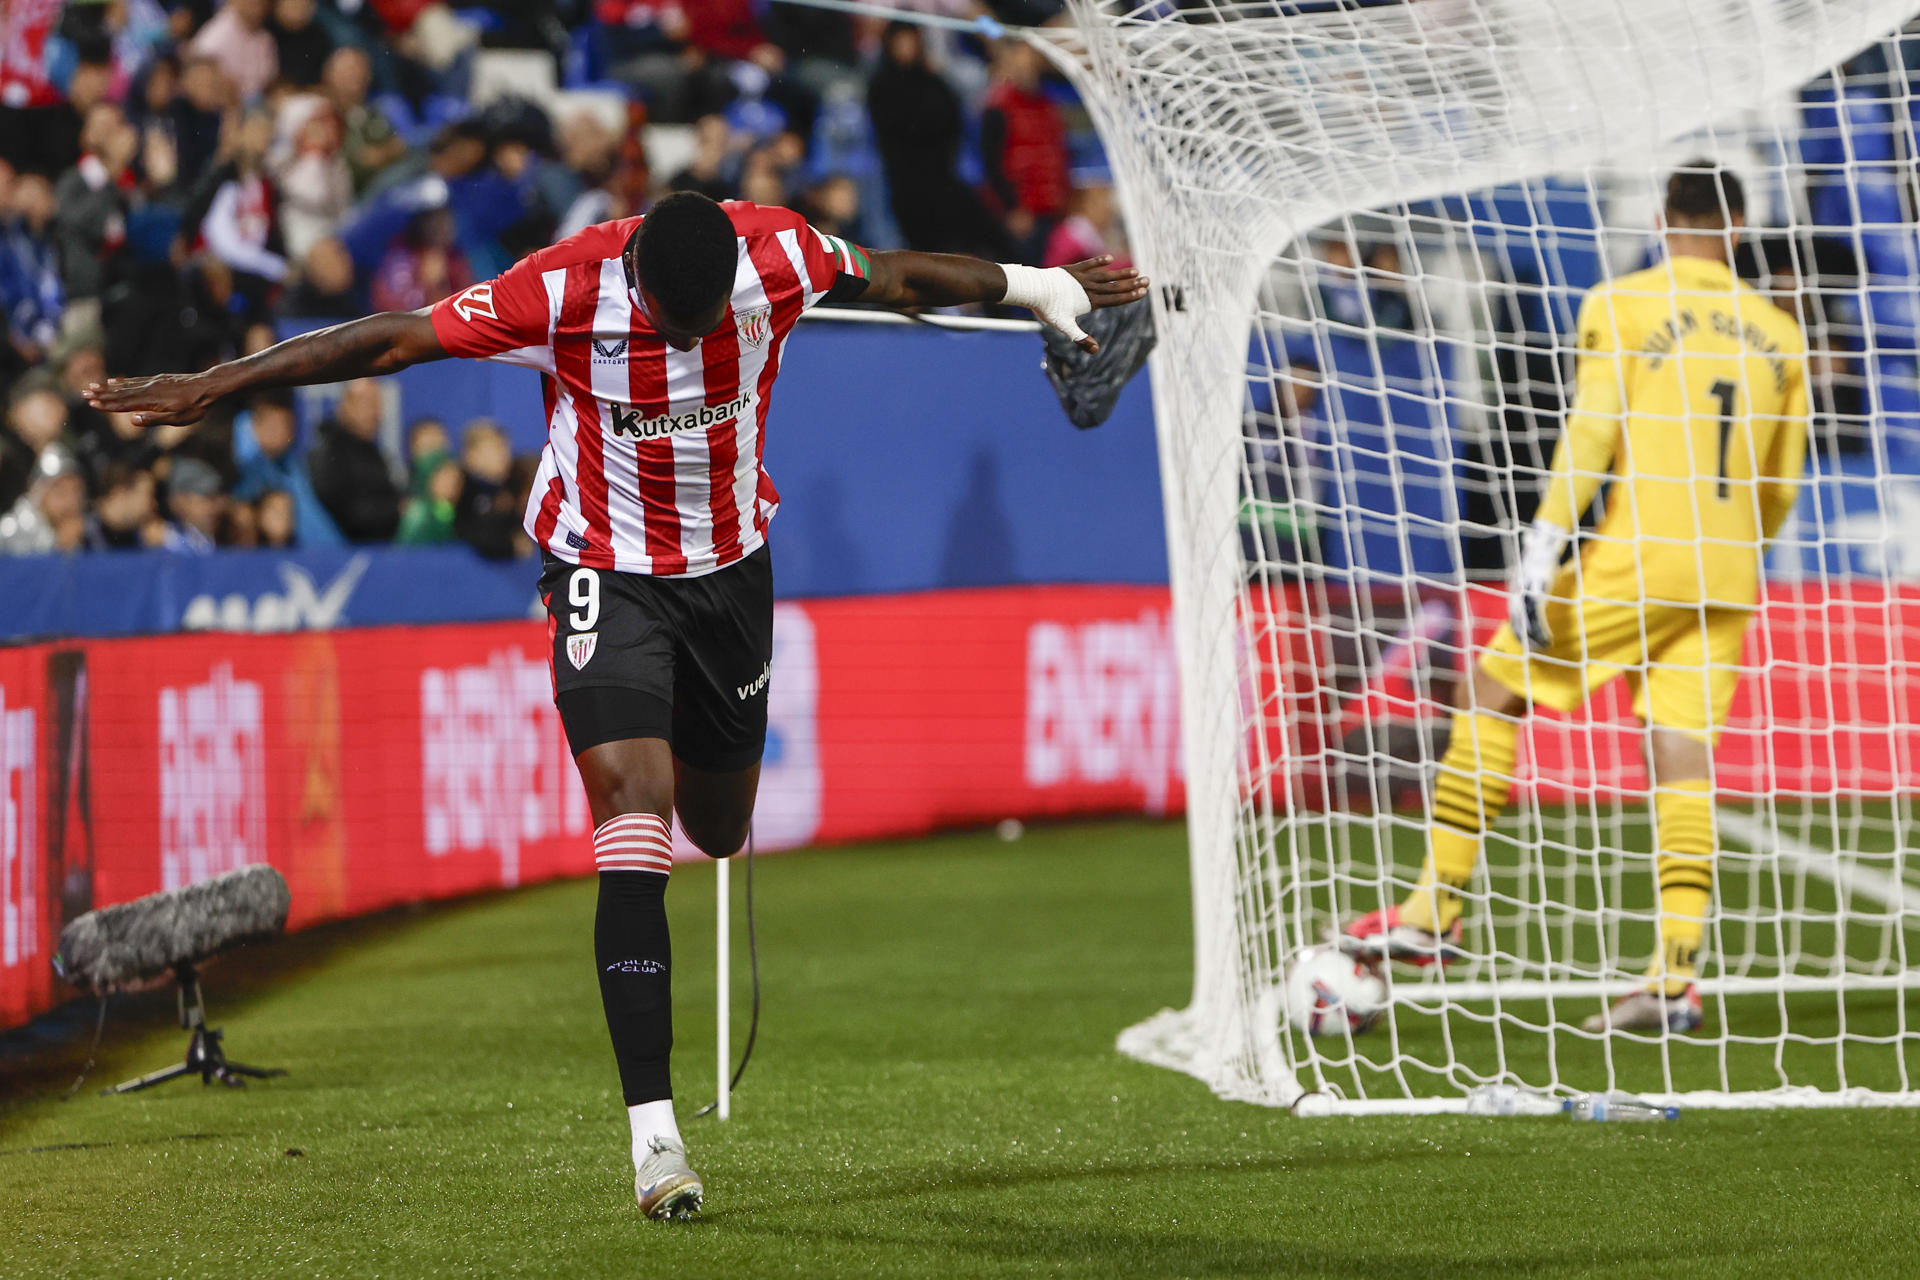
xmin=0 ymin=586 xmax=1183 ymax=1033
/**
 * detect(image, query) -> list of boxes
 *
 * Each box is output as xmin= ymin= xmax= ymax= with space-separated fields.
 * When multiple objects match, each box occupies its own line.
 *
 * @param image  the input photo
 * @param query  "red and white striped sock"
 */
xmin=594 ymin=812 xmax=674 ymax=877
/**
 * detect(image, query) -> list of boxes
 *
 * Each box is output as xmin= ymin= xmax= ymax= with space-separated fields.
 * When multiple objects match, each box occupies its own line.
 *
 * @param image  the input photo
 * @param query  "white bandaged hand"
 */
xmin=1508 ymin=518 xmax=1569 ymax=649
xmin=999 ymin=263 xmax=1095 ymax=346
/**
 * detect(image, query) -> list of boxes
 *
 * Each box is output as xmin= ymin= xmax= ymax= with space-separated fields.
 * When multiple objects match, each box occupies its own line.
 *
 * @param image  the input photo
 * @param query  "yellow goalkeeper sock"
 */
xmin=1650 ymin=779 xmax=1716 ymax=997
xmin=1399 ymin=710 xmax=1520 ymax=935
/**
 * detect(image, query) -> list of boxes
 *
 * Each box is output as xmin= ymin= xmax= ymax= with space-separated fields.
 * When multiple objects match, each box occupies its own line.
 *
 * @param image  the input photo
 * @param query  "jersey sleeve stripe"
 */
xmin=745 ymin=233 xmax=805 ymax=539
xmin=701 ymin=289 xmax=747 ymax=565
xmin=558 ymin=262 xmax=615 ymax=570
xmin=777 ymin=228 xmax=819 ymax=311
xmin=628 ymin=283 xmax=686 ymax=575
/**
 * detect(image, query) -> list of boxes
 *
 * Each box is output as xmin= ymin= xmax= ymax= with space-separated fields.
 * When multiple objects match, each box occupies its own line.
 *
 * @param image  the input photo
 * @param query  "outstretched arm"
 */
xmin=85 ymin=310 xmax=450 ymax=428
xmin=853 ymin=251 xmax=1149 ymax=353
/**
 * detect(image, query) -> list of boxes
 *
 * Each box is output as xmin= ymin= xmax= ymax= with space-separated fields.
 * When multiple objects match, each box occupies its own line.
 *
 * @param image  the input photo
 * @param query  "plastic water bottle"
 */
xmin=1464 ymin=1084 xmax=1564 ymax=1116
xmin=1563 ymin=1091 xmax=1681 ymax=1122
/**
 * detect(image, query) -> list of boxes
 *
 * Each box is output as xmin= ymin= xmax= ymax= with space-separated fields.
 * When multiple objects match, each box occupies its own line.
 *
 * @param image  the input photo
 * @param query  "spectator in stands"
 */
xmin=1754 ymin=235 xmax=1869 ymax=455
xmin=0 ymin=378 xmax=68 ymax=512
xmin=82 ymin=462 xmax=165 ymax=550
xmin=285 ymin=236 xmax=362 ymax=317
xmin=0 ymin=172 xmax=63 ymax=373
xmin=598 ymin=0 xmax=694 ymax=98
xmin=162 ymin=455 xmax=227 ymax=553
xmin=271 ymin=0 xmax=336 ymax=90
xmin=981 ymin=40 xmax=1070 ymax=263
xmin=129 ymin=53 xmax=179 ymax=134
xmin=370 ymin=207 xmax=472 ymax=312
xmin=396 ymin=451 xmax=462 ymax=545
xmin=170 ymin=56 xmax=232 ymax=194
xmin=256 ymin=487 xmax=297 ymax=548
xmin=73 ymin=407 xmax=163 ymax=496
xmin=309 ymin=378 xmax=401 ymax=542
xmin=868 ymin=23 xmax=1006 ymax=259
xmin=232 ymin=388 xmax=345 ymax=547
xmin=454 ymin=418 xmax=524 ymax=559
xmin=797 ymin=174 xmax=861 ymax=242
xmin=322 ymin=47 xmax=407 ymax=196
xmin=5 ymin=57 xmax=112 ymax=187
xmin=407 ymin=416 xmax=450 ymax=469
xmin=196 ymin=110 xmax=290 ymax=312
xmin=271 ymin=97 xmax=353 ymax=263
xmin=534 ymin=112 xmax=617 ymax=239
xmin=737 ymin=143 xmax=791 ymax=209
xmin=191 ymin=0 xmax=279 ymax=104
xmin=1044 ymin=177 xmax=1126 ymax=269
xmin=762 ymin=4 xmax=860 ymax=107
xmin=0 ymin=446 xmax=85 ymax=555
xmin=355 ymin=121 xmax=529 ymax=273
xmin=0 ymin=3 xmax=75 ymax=179
xmin=222 ymin=496 xmax=260 ymax=547
xmin=53 ymin=102 xmax=140 ymax=322
xmin=373 ymin=1 xmax=481 ymax=86
xmin=665 ymin=115 xmax=737 ymax=202
xmin=694 ymin=1 xmax=820 ymax=139
xmin=51 ymin=329 xmax=111 ymax=455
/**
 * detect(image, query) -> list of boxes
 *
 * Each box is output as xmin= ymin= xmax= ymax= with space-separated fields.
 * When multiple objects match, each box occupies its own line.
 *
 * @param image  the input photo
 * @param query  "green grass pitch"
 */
xmin=4 ymin=820 xmax=1918 ymax=1279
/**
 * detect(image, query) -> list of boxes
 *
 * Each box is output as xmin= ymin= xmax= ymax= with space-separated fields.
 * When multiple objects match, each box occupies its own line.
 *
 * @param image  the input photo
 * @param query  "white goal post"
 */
xmin=1039 ymin=0 xmax=1920 ymax=1111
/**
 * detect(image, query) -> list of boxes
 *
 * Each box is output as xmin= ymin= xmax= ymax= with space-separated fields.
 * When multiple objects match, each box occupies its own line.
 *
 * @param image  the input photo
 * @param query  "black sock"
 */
xmin=595 ymin=870 xmax=673 ymax=1104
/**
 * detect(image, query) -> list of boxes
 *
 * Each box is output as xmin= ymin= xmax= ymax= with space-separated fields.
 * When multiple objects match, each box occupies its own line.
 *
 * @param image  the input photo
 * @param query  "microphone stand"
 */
xmin=104 ymin=963 xmax=287 ymax=1094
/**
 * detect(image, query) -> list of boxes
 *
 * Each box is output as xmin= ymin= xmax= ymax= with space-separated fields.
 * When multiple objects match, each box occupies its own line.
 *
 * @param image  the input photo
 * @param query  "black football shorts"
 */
xmin=539 ymin=546 xmax=773 ymax=772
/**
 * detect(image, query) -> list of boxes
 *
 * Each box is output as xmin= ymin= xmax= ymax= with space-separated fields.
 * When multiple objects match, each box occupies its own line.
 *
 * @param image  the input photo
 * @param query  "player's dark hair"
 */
xmin=1666 ymin=160 xmax=1745 ymax=227
xmin=628 ymin=192 xmax=738 ymax=322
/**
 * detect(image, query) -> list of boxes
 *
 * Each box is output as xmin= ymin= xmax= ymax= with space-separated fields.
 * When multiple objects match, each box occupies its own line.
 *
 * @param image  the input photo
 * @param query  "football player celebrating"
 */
xmin=1342 ymin=163 xmax=1808 ymax=1036
xmin=88 ymin=192 xmax=1148 ymax=1218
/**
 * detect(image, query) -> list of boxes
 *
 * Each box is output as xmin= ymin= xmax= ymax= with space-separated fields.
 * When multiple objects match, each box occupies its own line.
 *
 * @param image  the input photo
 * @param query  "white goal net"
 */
xmin=1045 ymin=0 xmax=1920 ymax=1111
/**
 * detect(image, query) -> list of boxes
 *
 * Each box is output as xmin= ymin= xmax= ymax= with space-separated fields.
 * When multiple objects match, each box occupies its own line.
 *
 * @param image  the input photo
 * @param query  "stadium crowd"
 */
xmin=0 ymin=0 xmax=1123 ymax=557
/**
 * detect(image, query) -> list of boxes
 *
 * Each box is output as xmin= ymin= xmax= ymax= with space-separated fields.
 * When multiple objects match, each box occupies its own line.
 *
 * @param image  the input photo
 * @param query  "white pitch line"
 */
xmin=1715 ymin=807 xmax=1920 ymax=917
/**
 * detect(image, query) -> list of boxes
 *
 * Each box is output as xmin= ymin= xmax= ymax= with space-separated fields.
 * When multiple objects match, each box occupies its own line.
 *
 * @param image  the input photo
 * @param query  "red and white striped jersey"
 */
xmin=428 ymin=201 xmax=872 ymax=576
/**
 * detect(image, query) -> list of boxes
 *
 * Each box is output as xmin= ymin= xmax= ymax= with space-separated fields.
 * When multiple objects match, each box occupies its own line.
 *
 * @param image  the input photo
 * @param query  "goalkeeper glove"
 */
xmin=1000 ymin=263 xmax=1094 ymax=349
xmin=1508 ymin=518 xmax=1569 ymax=649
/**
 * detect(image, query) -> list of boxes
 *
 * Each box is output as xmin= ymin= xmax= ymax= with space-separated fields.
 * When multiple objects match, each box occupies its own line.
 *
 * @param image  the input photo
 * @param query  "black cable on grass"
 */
xmin=695 ymin=823 xmax=760 ymax=1119
xmin=62 ymin=997 xmax=110 ymax=1101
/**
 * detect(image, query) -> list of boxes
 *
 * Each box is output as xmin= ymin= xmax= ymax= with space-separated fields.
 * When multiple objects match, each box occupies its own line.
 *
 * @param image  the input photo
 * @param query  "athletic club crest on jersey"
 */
xmin=736 ymin=304 xmax=772 ymax=350
xmin=567 ymin=632 xmax=598 ymax=671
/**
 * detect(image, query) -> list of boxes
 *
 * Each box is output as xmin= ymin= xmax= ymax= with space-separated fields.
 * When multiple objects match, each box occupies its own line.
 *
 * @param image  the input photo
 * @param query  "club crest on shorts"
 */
xmin=566 ymin=631 xmax=598 ymax=671
xmin=736 ymin=304 xmax=772 ymax=350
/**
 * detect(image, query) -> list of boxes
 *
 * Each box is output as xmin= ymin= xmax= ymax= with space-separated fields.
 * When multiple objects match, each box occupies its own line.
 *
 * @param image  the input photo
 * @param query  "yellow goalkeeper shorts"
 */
xmin=1479 ymin=585 xmax=1753 ymax=741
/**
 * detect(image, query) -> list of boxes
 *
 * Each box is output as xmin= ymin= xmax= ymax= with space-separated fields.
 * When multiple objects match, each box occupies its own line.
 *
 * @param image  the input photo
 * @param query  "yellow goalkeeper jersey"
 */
xmin=1541 ymin=254 xmax=1809 ymax=609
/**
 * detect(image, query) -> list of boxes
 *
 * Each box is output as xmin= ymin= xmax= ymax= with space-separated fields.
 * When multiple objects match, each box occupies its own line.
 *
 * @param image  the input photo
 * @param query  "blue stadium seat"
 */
xmin=1800 ymin=80 xmax=1897 ymax=166
xmin=1843 ymin=87 xmax=1899 ymax=163
xmin=1448 ymin=178 xmax=1603 ymax=342
xmin=1872 ymin=352 xmax=1920 ymax=452
xmin=1866 ymin=279 xmax=1920 ymax=351
xmin=563 ymin=25 xmax=606 ymax=89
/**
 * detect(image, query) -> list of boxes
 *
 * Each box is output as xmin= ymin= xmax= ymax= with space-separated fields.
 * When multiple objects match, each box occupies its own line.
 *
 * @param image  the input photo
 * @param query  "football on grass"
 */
xmin=1286 ymin=945 xmax=1388 ymax=1037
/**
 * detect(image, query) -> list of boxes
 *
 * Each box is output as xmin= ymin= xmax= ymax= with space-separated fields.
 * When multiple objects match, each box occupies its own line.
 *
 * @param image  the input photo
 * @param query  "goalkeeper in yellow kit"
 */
xmin=1343 ymin=163 xmax=1810 ymax=1033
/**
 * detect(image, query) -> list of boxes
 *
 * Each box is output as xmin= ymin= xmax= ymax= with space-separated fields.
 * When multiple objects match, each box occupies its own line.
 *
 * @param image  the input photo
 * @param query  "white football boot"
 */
xmin=634 ymin=1136 xmax=703 ymax=1220
xmin=1581 ymin=985 xmax=1704 ymax=1034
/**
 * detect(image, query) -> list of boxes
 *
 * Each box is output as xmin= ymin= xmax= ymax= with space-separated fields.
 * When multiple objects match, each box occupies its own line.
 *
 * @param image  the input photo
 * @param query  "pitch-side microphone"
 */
xmin=55 ymin=864 xmax=291 ymax=993
xmin=53 ymin=864 xmax=292 ymax=1094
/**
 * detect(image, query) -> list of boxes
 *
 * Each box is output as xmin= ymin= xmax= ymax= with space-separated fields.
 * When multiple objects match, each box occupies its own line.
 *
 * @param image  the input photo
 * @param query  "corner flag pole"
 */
xmin=716 ymin=853 xmax=731 ymax=1121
